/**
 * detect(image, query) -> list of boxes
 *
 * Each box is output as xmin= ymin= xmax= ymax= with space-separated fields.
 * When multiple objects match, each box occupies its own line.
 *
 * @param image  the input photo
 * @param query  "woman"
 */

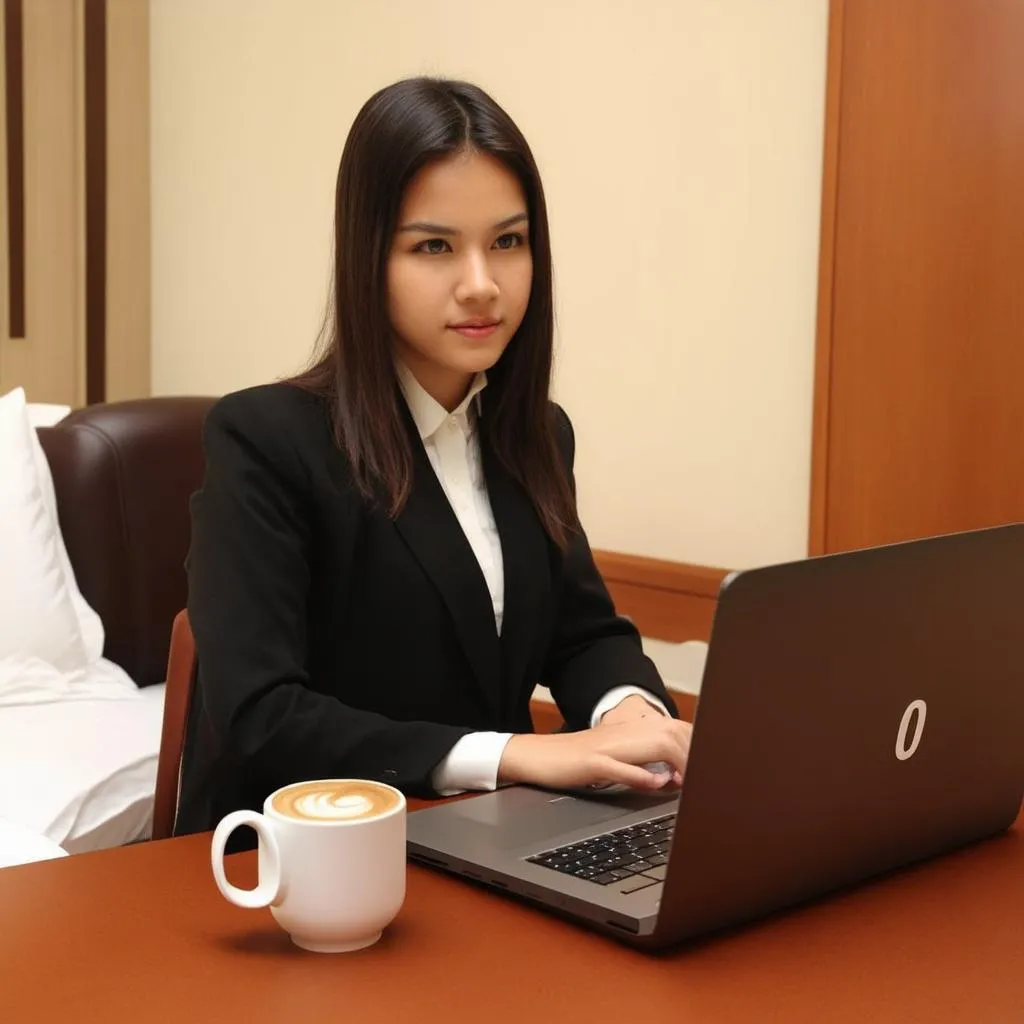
xmin=175 ymin=78 xmax=692 ymax=841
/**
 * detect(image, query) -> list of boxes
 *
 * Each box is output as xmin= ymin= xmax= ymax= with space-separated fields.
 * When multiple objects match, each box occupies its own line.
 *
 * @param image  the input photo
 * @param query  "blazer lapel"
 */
xmin=393 ymin=420 xmax=503 ymax=718
xmin=480 ymin=440 xmax=551 ymax=721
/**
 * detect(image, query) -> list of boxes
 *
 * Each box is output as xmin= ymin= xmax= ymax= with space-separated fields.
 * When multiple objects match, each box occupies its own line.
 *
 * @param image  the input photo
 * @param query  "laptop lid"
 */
xmin=653 ymin=524 xmax=1024 ymax=946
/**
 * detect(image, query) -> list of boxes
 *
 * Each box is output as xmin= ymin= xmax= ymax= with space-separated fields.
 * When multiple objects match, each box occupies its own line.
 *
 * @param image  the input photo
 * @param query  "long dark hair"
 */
xmin=289 ymin=77 xmax=577 ymax=548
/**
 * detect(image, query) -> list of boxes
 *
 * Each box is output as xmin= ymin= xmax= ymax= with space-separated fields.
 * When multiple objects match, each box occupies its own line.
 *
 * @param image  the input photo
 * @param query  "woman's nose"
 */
xmin=455 ymin=251 xmax=500 ymax=303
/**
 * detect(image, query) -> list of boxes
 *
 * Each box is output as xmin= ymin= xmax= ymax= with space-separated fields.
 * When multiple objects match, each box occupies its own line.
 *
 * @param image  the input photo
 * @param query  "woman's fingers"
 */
xmin=594 ymin=718 xmax=693 ymax=782
xmin=593 ymin=756 xmax=672 ymax=791
xmin=498 ymin=718 xmax=694 ymax=792
xmin=664 ymin=720 xmax=693 ymax=771
xmin=629 ymin=721 xmax=690 ymax=775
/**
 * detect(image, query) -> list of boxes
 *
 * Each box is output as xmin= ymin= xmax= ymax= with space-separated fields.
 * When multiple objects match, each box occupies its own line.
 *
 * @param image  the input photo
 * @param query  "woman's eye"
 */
xmin=415 ymin=238 xmax=451 ymax=255
xmin=493 ymin=232 xmax=525 ymax=251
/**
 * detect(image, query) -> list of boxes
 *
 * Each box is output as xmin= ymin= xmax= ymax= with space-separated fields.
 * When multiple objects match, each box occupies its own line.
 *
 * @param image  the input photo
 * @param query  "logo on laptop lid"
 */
xmin=896 ymin=699 xmax=927 ymax=761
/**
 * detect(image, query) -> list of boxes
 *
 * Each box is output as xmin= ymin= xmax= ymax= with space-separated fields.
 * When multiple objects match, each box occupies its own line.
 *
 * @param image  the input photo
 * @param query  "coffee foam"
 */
xmin=271 ymin=780 xmax=401 ymax=822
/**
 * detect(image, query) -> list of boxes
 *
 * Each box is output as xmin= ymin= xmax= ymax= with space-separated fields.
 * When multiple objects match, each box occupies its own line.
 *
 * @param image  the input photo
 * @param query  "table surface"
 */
xmin=2 ymin=804 xmax=1022 ymax=1024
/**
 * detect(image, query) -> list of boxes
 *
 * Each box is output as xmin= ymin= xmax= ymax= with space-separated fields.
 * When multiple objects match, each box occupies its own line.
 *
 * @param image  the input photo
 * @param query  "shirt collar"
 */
xmin=396 ymin=361 xmax=488 ymax=441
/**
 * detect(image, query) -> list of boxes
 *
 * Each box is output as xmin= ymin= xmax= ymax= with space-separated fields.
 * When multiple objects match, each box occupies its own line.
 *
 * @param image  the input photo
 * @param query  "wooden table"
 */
xmin=2 ymin=804 xmax=1022 ymax=1023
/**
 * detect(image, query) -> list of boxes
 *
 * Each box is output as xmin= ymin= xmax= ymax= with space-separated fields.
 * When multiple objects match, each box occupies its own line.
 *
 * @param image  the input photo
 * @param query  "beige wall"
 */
xmin=150 ymin=0 xmax=829 ymax=569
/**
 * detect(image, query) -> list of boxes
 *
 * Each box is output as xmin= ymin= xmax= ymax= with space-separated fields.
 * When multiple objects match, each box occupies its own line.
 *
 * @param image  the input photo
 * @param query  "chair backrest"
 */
xmin=153 ymin=609 xmax=198 ymax=840
xmin=36 ymin=397 xmax=216 ymax=686
xmin=37 ymin=397 xmax=214 ymax=841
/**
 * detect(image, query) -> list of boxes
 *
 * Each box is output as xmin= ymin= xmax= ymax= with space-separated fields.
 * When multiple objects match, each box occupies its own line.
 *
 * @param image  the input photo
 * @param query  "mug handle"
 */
xmin=211 ymin=810 xmax=282 ymax=909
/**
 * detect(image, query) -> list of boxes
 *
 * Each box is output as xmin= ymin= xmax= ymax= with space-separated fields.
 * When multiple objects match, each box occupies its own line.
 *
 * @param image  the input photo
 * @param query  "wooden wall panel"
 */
xmin=593 ymin=551 xmax=729 ymax=644
xmin=811 ymin=0 xmax=1024 ymax=554
xmin=1 ymin=0 xmax=148 ymax=404
xmin=0 ymin=0 xmax=84 ymax=404
xmin=105 ymin=0 xmax=150 ymax=401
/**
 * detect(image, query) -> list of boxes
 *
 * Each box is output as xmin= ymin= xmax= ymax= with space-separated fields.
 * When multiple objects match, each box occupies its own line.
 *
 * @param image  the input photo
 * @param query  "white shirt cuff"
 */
xmin=590 ymin=686 xmax=670 ymax=728
xmin=431 ymin=731 xmax=515 ymax=796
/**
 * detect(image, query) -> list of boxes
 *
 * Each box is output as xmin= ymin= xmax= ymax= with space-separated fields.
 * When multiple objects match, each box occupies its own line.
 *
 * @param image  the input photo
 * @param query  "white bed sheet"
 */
xmin=0 ymin=817 xmax=69 ymax=867
xmin=0 ymin=683 xmax=165 ymax=853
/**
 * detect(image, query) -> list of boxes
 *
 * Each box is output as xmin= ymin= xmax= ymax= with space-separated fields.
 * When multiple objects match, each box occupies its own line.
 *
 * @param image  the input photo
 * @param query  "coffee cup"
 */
xmin=211 ymin=779 xmax=406 ymax=953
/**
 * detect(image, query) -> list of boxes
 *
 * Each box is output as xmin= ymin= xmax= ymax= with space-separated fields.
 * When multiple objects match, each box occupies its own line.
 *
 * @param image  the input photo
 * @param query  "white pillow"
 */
xmin=0 ymin=388 xmax=86 ymax=672
xmin=25 ymin=402 xmax=72 ymax=428
xmin=29 ymin=417 xmax=106 ymax=661
xmin=0 ymin=388 xmax=136 ymax=705
xmin=22 ymin=399 xmax=103 ymax=659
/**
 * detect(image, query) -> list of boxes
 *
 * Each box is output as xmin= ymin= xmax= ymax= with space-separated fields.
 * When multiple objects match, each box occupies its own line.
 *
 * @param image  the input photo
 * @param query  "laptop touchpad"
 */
xmin=450 ymin=789 xmax=625 ymax=847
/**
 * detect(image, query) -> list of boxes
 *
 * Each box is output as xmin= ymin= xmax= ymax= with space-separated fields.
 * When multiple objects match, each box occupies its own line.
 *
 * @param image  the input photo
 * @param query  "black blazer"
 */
xmin=175 ymin=383 xmax=675 ymax=838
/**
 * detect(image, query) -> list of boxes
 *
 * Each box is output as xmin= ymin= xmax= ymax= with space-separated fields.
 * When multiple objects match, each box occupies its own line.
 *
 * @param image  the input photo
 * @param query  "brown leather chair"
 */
xmin=37 ymin=397 xmax=215 ymax=837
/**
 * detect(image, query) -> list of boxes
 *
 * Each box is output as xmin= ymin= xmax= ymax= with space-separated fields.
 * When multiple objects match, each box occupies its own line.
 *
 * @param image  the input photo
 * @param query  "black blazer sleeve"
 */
xmin=187 ymin=392 xmax=474 ymax=798
xmin=543 ymin=406 xmax=679 ymax=729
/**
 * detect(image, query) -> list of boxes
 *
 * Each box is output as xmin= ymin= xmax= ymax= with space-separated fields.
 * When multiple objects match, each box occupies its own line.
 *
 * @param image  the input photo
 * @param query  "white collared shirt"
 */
xmin=397 ymin=363 xmax=505 ymax=633
xmin=396 ymin=364 xmax=666 ymax=795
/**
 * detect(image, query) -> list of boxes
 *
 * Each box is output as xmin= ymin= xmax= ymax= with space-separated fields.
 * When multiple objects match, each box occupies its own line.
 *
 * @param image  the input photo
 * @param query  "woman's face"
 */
xmin=387 ymin=149 xmax=533 ymax=410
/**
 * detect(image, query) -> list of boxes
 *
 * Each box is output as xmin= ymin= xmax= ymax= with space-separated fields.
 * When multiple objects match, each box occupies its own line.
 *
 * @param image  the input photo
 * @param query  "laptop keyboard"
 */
xmin=526 ymin=813 xmax=675 ymax=889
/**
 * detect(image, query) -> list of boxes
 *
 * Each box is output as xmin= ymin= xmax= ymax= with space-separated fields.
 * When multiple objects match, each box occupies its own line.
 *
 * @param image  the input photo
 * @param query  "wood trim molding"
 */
xmin=104 ymin=0 xmax=150 ymax=401
xmin=808 ymin=0 xmax=846 ymax=557
xmin=594 ymin=550 xmax=726 ymax=598
xmin=83 ymin=0 xmax=106 ymax=405
xmin=593 ymin=550 xmax=730 ymax=645
xmin=3 ymin=0 xmax=25 ymax=338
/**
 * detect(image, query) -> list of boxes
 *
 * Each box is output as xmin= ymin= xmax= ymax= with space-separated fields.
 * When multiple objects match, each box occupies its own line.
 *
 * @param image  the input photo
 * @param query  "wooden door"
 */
xmin=811 ymin=0 xmax=1024 ymax=554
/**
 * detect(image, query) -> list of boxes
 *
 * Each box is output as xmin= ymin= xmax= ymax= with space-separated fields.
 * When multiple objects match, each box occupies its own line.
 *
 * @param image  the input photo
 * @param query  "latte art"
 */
xmin=271 ymin=781 xmax=401 ymax=822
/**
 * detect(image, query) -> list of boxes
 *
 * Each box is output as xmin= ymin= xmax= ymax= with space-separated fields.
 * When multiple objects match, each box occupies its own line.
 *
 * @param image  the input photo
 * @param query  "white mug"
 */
xmin=211 ymin=778 xmax=406 ymax=953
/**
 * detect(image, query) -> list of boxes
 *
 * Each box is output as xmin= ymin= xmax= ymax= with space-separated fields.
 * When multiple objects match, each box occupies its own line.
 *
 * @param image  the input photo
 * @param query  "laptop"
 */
xmin=407 ymin=524 xmax=1024 ymax=948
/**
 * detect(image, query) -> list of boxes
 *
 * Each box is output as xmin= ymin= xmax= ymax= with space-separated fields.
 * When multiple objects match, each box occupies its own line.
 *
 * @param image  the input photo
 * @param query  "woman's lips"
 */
xmin=449 ymin=320 xmax=500 ymax=340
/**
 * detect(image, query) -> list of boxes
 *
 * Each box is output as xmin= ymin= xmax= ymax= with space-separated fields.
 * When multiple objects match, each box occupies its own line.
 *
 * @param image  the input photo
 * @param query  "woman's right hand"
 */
xmin=497 ymin=715 xmax=692 ymax=792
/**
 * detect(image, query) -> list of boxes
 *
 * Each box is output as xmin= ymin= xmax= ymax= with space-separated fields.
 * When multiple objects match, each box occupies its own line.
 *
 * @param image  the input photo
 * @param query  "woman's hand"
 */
xmin=497 ymin=714 xmax=692 ymax=792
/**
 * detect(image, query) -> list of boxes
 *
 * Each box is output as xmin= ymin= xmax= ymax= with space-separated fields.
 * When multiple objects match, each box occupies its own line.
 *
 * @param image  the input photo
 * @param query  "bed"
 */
xmin=0 ymin=391 xmax=213 ymax=861
xmin=0 ymin=685 xmax=166 ymax=852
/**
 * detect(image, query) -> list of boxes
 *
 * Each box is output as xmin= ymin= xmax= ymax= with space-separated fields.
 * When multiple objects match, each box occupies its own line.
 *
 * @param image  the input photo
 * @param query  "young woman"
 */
xmin=175 ymin=78 xmax=692 ymax=841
